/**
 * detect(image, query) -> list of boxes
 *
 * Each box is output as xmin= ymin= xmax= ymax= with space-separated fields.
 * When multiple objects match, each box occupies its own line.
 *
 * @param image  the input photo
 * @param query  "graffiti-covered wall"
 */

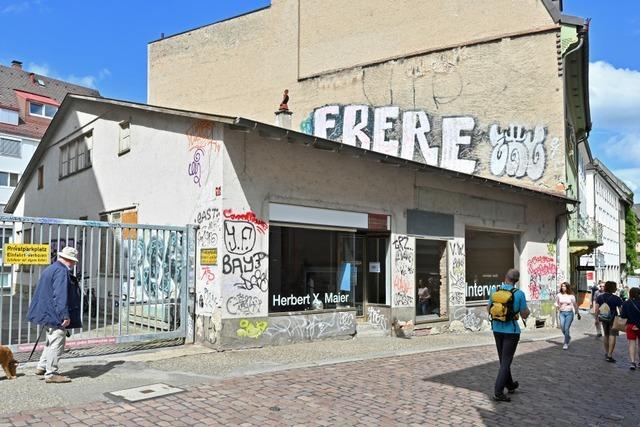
xmin=391 ymin=234 xmax=415 ymax=308
xmin=302 ymin=105 xmax=561 ymax=195
xmin=149 ymin=0 xmax=566 ymax=196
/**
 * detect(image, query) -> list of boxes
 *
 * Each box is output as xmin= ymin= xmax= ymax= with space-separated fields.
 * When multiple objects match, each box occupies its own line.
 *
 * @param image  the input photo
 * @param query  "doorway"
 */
xmin=342 ymin=234 xmax=388 ymax=316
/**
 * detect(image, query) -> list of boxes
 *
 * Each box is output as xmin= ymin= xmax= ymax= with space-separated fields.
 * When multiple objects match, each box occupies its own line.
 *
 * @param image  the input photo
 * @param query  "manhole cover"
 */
xmin=107 ymin=383 xmax=184 ymax=402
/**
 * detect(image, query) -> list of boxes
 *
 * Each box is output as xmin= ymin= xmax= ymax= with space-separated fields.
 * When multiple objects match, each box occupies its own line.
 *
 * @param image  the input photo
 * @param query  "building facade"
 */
xmin=579 ymin=160 xmax=633 ymax=289
xmin=8 ymin=96 xmax=573 ymax=348
xmin=0 ymin=60 xmax=99 ymax=289
xmin=144 ymin=0 xmax=593 ymax=342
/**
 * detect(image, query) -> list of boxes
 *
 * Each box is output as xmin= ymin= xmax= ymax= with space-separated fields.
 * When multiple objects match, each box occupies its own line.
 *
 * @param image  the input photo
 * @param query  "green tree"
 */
xmin=626 ymin=204 xmax=639 ymax=272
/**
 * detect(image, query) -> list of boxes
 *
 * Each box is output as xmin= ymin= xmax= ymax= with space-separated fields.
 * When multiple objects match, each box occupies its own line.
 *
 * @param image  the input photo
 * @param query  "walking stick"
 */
xmin=27 ymin=326 xmax=46 ymax=363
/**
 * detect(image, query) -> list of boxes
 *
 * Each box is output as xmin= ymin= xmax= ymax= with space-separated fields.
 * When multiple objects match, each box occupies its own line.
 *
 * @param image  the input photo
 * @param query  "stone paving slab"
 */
xmin=0 ymin=313 xmax=637 ymax=426
xmin=1 ymin=329 xmax=637 ymax=426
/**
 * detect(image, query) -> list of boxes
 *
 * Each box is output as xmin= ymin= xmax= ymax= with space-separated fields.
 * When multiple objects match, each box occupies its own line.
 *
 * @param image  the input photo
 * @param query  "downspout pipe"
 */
xmin=555 ymin=203 xmax=579 ymax=291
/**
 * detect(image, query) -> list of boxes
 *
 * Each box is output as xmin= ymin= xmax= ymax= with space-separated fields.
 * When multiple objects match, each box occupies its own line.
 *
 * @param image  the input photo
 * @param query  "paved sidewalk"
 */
xmin=3 ymin=313 xmax=635 ymax=426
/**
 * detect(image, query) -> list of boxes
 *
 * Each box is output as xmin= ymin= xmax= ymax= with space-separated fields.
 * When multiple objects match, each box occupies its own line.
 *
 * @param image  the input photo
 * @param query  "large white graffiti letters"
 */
xmin=489 ymin=125 xmax=547 ymax=181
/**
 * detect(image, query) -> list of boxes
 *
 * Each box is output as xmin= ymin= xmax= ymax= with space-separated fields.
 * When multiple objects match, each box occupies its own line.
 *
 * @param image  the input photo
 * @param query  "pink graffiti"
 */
xmin=527 ymin=255 xmax=556 ymax=300
xmin=393 ymin=276 xmax=411 ymax=295
xmin=223 ymin=209 xmax=269 ymax=233
xmin=200 ymin=266 xmax=215 ymax=283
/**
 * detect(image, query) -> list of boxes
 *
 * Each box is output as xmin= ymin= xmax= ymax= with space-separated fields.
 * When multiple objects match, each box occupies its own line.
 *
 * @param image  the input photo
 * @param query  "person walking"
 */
xmin=27 ymin=247 xmax=82 ymax=383
xmin=488 ymin=268 xmax=530 ymax=402
xmin=555 ymin=282 xmax=581 ymax=350
xmin=620 ymin=287 xmax=640 ymax=370
xmin=593 ymin=281 xmax=604 ymax=337
xmin=595 ymin=281 xmax=623 ymax=363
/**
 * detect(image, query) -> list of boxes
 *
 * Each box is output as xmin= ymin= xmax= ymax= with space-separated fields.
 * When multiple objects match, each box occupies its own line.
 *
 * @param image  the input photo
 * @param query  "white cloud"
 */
xmin=26 ymin=62 xmax=51 ymax=77
xmin=588 ymin=61 xmax=640 ymax=177
xmin=1 ymin=1 xmax=30 ymax=13
xmin=590 ymin=61 xmax=640 ymax=132
xmin=613 ymin=168 xmax=640 ymax=194
xmin=602 ymin=132 xmax=640 ymax=165
xmin=25 ymin=62 xmax=110 ymax=90
xmin=1 ymin=0 xmax=42 ymax=14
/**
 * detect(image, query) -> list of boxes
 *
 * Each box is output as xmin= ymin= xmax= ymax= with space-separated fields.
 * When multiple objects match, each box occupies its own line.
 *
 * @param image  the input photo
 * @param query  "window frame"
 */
xmin=118 ymin=120 xmax=131 ymax=155
xmin=59 ymin=131 xmax=92 ymax=179
xmin=28 ymin=101 xmax=57 ymax=119
xmin=0 ymin=136 xmax=22 ymax=158
xmin=37 ymin=166 xmax=44 ymax=190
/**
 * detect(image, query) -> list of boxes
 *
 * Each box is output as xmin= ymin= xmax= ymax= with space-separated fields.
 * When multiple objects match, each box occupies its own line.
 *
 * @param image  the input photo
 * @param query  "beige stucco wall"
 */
xmin=148 ymin=0 xmax=566 ymax=196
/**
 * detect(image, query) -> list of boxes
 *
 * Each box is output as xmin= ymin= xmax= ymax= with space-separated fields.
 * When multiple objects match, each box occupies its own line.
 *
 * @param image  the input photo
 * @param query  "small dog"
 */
xmin=0 ymin=346 xmax=18 ymax=379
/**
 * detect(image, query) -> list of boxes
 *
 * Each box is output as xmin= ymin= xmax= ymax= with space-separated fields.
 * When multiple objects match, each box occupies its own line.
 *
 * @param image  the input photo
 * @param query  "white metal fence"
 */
xmin=0 ymin=215 xmax=194 ymax=358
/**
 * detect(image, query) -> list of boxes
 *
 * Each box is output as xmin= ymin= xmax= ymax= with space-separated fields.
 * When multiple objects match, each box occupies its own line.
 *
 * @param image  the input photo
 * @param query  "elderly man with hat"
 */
xmin=27 ymin=246 xmax=82 ymax=383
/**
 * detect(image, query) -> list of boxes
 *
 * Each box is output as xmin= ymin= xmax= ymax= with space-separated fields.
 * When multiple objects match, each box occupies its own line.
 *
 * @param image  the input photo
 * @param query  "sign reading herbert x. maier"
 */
xmin=272 ymin=292 xmax=350 ymax=308
xmin=4 ymin=243 xmax=50 ymax=265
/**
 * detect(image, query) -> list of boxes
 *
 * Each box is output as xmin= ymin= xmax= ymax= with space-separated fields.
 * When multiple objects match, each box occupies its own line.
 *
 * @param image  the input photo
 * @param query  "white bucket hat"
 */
xmin=58 ymin=246 xmax=79 ymax=263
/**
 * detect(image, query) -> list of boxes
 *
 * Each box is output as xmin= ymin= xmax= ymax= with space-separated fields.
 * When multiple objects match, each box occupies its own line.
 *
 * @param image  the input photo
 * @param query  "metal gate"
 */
xmin=0 ymin=215 xmax=193 ymax=359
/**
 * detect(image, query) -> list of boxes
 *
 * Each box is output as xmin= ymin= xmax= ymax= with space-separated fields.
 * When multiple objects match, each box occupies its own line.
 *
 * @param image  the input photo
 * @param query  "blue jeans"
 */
xmin=559 ymin=311 xmax=574 ymax=345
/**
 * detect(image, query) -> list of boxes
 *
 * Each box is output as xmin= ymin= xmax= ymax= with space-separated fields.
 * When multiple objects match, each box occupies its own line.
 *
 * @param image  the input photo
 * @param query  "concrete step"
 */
xmin=356 ymin=322 xmax=389 ymax=338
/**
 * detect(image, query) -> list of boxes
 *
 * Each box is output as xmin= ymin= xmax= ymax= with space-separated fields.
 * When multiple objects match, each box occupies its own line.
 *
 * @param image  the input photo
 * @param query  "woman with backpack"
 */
xmin=554 ymin=282 xmax=581 ymax=350
xmin=620 ymin=287 xmax=640 ymax=370
xmin=595 ymin=281 xmax=624 ymax=363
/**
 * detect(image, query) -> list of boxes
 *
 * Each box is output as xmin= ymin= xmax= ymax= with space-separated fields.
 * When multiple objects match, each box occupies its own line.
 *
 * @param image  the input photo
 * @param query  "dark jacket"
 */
xmin=621 ymin=299 xmax=640 ymax=327
xmin=27 ymin=261 xmax=82 ymax=329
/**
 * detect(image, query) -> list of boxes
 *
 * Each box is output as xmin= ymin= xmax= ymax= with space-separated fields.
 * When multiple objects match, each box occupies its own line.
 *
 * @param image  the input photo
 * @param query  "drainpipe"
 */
xmin=555 ymin=204 xmax=578 ymax=288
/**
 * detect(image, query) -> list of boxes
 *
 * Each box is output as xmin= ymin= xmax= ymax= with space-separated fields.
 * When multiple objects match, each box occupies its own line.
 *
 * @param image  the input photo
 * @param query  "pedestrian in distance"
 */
xmin=554 ymin=282 xmax=581 ymax=350
xmin=593 ymin=280 xmax=604 ymax=337
xmin=619 ymin=287 xmax=640 ymax=370
xmin=595 ymin=281 xmax=623 ymax=363
xmin=27 ymin=247 xmax=82 ymax=383
xmin=488 ymin=268 xmax=530 ymax=402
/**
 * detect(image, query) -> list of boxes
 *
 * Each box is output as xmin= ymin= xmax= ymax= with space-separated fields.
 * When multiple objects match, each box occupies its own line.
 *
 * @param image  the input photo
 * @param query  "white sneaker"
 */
xmin=562 ymin=344 xmax=568 ymax=350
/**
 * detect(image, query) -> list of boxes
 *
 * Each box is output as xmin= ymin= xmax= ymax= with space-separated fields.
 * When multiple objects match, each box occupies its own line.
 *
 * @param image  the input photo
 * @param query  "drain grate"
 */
xmin=107 ymin=383 xmax=184 ymax=402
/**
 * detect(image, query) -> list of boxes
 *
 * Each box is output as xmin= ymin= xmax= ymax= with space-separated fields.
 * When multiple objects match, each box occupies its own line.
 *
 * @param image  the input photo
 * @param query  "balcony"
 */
xmin=569 ymin=216 xmax=603 ymax=256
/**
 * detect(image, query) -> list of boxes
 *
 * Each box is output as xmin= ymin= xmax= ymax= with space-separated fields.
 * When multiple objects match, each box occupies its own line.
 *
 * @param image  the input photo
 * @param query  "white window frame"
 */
xmin=29 ymin=101 xmax=58 ymax=119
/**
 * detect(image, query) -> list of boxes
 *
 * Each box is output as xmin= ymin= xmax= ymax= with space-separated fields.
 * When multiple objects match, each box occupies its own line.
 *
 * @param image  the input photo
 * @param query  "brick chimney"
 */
xmin=11 ymin=60 xmax=23 ymax=70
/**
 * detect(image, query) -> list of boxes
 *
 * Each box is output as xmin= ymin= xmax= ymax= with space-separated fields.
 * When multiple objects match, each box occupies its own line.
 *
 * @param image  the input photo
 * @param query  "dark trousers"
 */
xmin=493 ymin=332 xmax=520 ymax=395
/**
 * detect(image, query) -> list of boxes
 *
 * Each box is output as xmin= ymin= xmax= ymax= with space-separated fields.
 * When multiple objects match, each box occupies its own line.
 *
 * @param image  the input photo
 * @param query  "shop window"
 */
xmin=415 ymin=239 xmax=447 ymax=319
xmin=269 ymin=226 xmax=357 ymax=313
xmin=465 ymin=229 xmax=517 ymax=304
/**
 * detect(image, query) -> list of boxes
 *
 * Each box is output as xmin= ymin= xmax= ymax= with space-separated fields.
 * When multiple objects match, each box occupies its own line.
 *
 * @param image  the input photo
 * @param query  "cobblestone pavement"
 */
xmin=1 ymin=320 xmax=638 ymax=426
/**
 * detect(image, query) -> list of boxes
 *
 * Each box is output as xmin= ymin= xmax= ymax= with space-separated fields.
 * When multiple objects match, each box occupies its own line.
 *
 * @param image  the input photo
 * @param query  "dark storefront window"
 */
xmin=415 ymin=239 xmax=447 ymax=319
xmin=269 ymin=226 xmax=358 ymax=313
xmin=465 ymin=229 xmax=517 ymax=303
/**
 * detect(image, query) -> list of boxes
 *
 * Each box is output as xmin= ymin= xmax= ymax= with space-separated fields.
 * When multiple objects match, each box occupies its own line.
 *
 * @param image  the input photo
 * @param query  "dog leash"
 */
xmin=27 ymin=326 xmax=46 ymax=363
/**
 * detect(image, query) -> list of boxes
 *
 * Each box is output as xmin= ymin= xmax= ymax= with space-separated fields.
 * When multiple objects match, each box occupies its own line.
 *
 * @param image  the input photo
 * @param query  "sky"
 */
xmin=0 ymin=0 xmax=638 ymax=194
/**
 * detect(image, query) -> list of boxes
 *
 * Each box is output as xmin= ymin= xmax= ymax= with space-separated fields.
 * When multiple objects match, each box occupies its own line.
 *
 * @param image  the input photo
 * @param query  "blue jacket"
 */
xmin=27 ymin=261 xmax=82 ymax=329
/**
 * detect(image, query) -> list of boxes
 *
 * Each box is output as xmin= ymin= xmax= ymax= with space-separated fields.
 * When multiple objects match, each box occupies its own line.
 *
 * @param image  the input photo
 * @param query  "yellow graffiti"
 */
xmin=236 ymin=319 xmax=268 ymax=339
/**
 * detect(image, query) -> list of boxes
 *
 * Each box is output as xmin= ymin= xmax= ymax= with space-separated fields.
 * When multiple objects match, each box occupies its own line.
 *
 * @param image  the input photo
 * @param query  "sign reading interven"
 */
xmin=4 ymin=243 xmax=50 ymax=265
